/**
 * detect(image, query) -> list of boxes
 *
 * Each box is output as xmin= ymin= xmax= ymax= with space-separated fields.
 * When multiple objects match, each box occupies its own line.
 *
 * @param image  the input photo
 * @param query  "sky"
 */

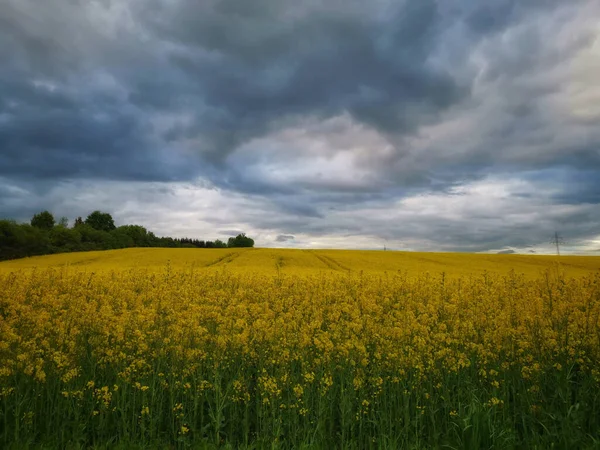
xmin=1 ymin=0 xmax=599 ymax=254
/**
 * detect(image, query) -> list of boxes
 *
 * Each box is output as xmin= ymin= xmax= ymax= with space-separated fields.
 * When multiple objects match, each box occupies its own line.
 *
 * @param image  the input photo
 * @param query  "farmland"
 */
xmin=1 ymin=249 xmax=600 ymax=448
xmin=2 ymin=247 xmax=600 ymax=278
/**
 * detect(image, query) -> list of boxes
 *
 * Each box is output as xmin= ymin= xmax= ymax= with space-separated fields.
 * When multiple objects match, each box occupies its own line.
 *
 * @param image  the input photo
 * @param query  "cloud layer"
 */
xmin=1 ymin=0 xmax=599 ymax=252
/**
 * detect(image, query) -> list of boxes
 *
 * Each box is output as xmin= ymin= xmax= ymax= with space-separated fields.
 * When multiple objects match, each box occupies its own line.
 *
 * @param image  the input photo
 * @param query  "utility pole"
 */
xmin=550 ymin=231 xmax=565 ymax=256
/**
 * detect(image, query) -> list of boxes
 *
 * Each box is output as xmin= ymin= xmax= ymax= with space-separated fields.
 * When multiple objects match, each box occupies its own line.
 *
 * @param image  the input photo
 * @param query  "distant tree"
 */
xmin=49 ymin=226 xmax=81 ymax=251
xmin=85 ymin=211 xmax=116 ymax=232
xmin=110 ymin=227 xmax=135 ymax=248
xmin=1 ymin=220 xmax=51 ymax=260
xmin=2 ymin=210 xmax=246 ymax=261
xmin=157 ymin=236 xmax=178 ymax=248
xmin=147 ymin=231 xmax=158 ymax=246
xmin=31 ymin=211 xmax=55 ymax=230
xmin=205 ymin=240 xmax=227 ymax=248
xmin=228 ymin=233 xmax=255 ymax=248
xmin=214 ymin=239 xmax=227 ymax=248
xmin=0 ymin=220 xmax=24 ymax=259
xmin=116 ymin=225 xmax=151 ymax=247
xmin=78 ymin=224 xmax=115 ymax=250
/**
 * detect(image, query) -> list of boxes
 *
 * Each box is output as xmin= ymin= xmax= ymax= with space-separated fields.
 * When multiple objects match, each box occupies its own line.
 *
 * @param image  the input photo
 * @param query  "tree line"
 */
xmin=0 ymin=210 xmax=254 ymax=261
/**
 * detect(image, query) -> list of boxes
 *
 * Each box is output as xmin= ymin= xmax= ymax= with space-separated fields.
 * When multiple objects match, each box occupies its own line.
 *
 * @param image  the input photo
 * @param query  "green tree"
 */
xmin=78 ymin=224 xmax=115 ymax=250
xmin=227 ymin=233 xmax=255 ymax=248
xmin=74 ymin=217 xmax=84 ymax=227
xmin=49 ymin=227 xmax=82 ymax=251
xmin=110 ymin=228 xmax=135 ymax=248
xmin=114 ymin=225 xmax=151 ymax=247
xmin=31 ymin=211 xmax=55 ymax=230
xmin=85 ymin=211 xmax=116 ymax=232
xmin=212 ymin=239 xmax=228 ymax=248
xmin=0 ymin=220 xmax=23 ymax=260
xmin=1 ymin=220 xmax=51 ymax=260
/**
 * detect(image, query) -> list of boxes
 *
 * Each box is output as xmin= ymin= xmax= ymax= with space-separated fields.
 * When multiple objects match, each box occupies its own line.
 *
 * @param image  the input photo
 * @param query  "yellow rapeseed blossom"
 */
xmin=0 ymin=253 xmax=599 ymax=448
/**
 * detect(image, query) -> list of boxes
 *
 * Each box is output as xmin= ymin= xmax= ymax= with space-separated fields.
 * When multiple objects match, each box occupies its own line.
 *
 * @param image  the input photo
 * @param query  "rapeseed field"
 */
xmin=2 ymin=247 xmax=600 ymax=278
xmin=1 ymin=249 xmax=600 ymax=448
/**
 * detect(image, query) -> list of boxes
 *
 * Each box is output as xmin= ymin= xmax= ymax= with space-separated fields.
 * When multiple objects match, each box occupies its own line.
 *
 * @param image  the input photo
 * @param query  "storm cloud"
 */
xmin=1 ymin=0 xmax=599 ymax=252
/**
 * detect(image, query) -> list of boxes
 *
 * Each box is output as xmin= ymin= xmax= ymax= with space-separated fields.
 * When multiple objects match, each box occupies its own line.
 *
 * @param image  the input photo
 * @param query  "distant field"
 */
xmin=1 ymin=247 xmax=599 ymax=277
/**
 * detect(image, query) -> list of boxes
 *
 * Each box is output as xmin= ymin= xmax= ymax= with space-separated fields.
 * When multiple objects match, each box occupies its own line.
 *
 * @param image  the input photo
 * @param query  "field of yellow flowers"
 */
xmin=1 ymin=249 xmax=600 ymax=448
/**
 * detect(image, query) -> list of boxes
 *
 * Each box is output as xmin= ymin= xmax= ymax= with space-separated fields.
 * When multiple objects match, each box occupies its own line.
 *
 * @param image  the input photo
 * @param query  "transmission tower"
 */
xmin=550 ymin=231 xmax=565 ymax=256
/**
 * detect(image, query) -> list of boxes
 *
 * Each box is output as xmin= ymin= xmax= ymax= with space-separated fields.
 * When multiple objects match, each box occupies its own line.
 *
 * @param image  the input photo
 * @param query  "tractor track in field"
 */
xmin=204 ymin=251 xmax=242 ymax=267
xmin=68 ymin=256 xmax=105 ymax=266
xmin=307 ymin=251 xmax=351 ymax=272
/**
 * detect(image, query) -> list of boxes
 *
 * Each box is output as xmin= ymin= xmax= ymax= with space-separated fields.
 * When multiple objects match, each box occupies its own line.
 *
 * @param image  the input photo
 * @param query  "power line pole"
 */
xmin=550 ymin=231 xmax=565 ymax=256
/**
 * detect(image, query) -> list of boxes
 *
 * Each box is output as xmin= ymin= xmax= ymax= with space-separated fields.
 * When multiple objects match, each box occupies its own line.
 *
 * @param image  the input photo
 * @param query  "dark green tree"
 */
xmin=1 ymin=220 xmax=51 ymax=260
xmin=214 ymin=239 xmax=227 ymax=248
xmin=85 ymin=211 xmax=116 ymax=232
xmin=2 ymin=211 xmax=242 ymax=261
xmin=31 ymin=211 xmax=55 ymax=230
xmin=115 ymin=225 xmax=152 ymax=247
xmin=227 ymin=233 xmax=255 ymax=248
xmin=78 ymin=224 xmax=115 ymax=250
xmin=110 ymin=228 xmax=135 ymax=248
xmin=49 ymin=226 xmax=82 ymax=251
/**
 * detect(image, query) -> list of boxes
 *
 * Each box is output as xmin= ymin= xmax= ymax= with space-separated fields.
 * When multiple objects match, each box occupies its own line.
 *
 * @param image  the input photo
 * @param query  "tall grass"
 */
xmin=1 ymin=266 xmax=599 ymax=448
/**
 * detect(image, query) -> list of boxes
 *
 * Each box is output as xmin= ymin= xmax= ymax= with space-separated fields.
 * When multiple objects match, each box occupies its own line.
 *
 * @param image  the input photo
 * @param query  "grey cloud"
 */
xmin=219 ymin=229 xmax=245 ymax=236
xmin=522 ymin=168 xmax=600 ymax=207
xmin=2 ymin=175 xmax=599 ymax=254
xmin=3 ymin=0 xmax=591 ymax=190
xmin=1 ymin=0 xmax=600 ymax=252
xmin=460 ymin=0 xmax=567 ymax=37
xmin=131 ymin=0 xmax=467 ymax=164
xmin=276 ymin=234 xmax=295 ymax=243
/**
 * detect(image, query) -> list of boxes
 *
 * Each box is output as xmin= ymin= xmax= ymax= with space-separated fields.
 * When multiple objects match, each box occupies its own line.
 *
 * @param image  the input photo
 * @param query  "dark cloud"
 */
xmin=276 ymin=235 xmax=295 ymax=243
xmin=1 ymin=0 xmax=599 ymax=252
xmin=219 ymin=229 xmax=245 ymax=236
xmin=133 ymin=0 xmax=468 ymax=169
